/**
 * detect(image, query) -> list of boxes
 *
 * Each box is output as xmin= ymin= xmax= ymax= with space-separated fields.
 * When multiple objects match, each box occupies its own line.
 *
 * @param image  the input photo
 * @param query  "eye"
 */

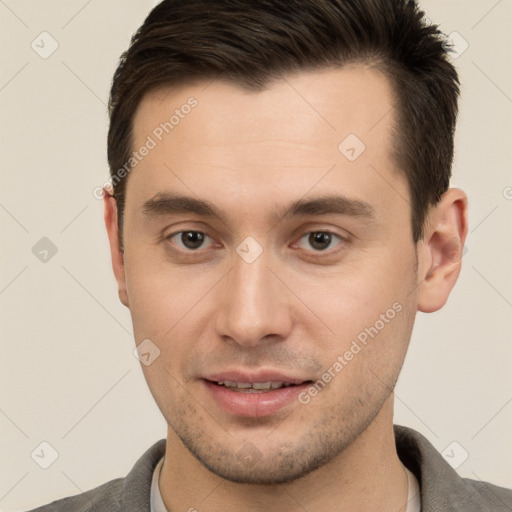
xmin=167 ymin=230 xmax=214 ymax=251
xmin=296 ymin=231 xmax=345 ymax=252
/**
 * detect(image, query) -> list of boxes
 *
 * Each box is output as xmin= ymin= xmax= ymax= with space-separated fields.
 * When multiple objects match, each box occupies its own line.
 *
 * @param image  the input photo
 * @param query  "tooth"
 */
xmin=252 ymin=382 xmax=272 ymax=390
xmin=216 ymin=380 xmax=293 ymax=390
xmin=221 ymin=381 xmax=251 ymax=389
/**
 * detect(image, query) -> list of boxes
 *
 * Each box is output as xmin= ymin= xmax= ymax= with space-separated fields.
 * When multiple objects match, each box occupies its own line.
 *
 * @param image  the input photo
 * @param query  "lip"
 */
xmin=202 ymin=369 xmax=313 ymax=418
xmin=204 ymin=370 xmax=309 ymax=385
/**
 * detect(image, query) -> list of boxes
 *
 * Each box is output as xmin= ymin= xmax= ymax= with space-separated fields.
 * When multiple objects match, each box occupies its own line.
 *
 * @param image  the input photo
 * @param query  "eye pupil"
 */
xmin=309 ymin=232 xmax=332 ymax=250
xmin=174 ymin=231 xmax=338 ymax=253
xmin=182 ymin=231 xmax=205 ymax=249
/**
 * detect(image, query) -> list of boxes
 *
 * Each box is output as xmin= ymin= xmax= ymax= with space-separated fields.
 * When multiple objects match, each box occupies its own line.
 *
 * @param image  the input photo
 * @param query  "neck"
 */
xmin=159 ymin=397 xmax=409 ymax=512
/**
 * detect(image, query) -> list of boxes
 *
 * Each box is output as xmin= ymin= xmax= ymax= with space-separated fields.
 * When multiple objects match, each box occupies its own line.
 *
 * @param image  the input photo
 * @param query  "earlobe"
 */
xmin=103 ymin=186 xmax=129 ymax=308
xmin=417 ymin=188 xmax=468 ymax=313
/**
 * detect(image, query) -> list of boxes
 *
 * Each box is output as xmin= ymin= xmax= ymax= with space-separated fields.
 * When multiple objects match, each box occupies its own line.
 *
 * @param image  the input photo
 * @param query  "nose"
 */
xmin=214 ymin=247 xmax=294 ymax=347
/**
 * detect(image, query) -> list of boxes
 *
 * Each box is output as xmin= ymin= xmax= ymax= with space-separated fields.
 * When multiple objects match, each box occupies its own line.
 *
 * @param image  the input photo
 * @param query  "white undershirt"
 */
xmin=150 ymin=457 xmax=167 ymax=512
xmin=404 ymin=465 xmax=422 ymax=512
xmin=150 ymin=457 xmax=421 ymax=512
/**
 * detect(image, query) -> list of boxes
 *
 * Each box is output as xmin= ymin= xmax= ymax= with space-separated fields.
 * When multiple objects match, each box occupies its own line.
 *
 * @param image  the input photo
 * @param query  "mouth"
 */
xmin=210 ymin=380 xmax=308 ymax=392
xmin=201 ymin=372 xmax=314 ymax=417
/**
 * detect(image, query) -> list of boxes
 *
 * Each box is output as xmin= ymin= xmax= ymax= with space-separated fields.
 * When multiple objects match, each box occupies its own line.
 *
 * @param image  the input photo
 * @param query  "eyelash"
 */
xmin=164 ymin=229 xmax=347 ymax=256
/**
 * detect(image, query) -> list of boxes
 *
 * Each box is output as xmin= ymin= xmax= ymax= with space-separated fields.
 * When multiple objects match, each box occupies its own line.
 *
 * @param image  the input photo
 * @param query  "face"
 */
xmin=110 ymin=66 xmax=423 ymax=484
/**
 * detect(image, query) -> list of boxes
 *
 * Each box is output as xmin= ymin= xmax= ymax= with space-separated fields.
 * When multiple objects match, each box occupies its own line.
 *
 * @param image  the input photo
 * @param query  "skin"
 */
xmin=104 ymin=65 xmax=468 ymax=511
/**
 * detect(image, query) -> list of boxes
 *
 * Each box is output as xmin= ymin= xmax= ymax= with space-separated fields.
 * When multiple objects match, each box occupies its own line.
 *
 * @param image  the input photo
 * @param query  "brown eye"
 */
xmin=168 ymin=231 xmax=212 ymax=250
xmin=297 ymin=231 xmax=344 ymax=252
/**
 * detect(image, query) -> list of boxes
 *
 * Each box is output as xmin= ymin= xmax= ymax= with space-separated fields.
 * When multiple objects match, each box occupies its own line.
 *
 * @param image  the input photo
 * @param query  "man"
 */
xmin=29 ymin=0 xmax=512 ymax=510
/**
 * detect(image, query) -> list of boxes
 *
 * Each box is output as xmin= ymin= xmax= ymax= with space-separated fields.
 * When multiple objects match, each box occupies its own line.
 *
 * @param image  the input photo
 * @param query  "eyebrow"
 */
xmin=141 ymin=192 xmax=375 ymax=225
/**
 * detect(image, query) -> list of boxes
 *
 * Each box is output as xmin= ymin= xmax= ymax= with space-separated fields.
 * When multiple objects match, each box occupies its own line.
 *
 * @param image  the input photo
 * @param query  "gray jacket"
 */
xmin=27 ymin=425 xmax=512 ymax=511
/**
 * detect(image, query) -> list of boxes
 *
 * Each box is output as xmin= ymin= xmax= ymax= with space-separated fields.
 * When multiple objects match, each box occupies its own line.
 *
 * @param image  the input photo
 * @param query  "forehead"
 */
xmin=126 ymin=65 xmax=404 ymax=227
xmin=132 ymin=65 xmax=395 ymax=150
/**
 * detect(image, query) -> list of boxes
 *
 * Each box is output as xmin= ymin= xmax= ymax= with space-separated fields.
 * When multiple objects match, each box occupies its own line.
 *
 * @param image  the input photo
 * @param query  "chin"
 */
xmin=192 ymin=446 xmax=333 ymax=485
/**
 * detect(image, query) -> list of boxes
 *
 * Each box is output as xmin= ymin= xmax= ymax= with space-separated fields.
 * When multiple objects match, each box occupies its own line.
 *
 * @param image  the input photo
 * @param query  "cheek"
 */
xmin=126 ymin=277 xmax=180 ymax=343
xmin=124 ymin=250 xmax=207 ymax=338
xmin=291 ymin=248 xmax=416 ymax=378
xmin=313 ymin=301 xmax=413 ymax=411
xmin=124 ymin=258 xmax=223 ymax=393
xmin=295 ymin=254 xmax=413 ymax=334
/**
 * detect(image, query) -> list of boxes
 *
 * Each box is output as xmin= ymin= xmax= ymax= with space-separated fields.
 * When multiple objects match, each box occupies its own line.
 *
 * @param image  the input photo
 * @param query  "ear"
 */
xmin=103 ymin=186 xmax=129 ymax=307
xmin=417 ymin=188 xmax=468 ymax=313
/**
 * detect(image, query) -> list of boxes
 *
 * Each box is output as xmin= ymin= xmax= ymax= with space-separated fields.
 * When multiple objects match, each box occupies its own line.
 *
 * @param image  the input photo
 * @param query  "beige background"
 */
xmin=1 ymin=0 xmax=511 ymax=510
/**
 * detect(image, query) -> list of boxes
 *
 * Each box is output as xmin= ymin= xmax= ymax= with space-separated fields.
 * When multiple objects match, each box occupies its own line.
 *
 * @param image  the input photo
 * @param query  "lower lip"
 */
xmin=203 ymin=380 xmax=310 ymax=417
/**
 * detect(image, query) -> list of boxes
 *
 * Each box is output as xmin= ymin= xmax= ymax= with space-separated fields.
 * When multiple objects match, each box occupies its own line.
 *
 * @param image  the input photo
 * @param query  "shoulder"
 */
xmin=25 ymin=439 xmax=166 ymax=512
xmin=462 ymin=478 xmax=512 ymax=511
xmin=394 ymin=425 xmax=512 ymax=511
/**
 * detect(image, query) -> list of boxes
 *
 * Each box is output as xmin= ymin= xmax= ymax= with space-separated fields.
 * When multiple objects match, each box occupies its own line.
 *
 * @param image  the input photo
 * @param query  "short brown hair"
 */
xmin=107 ymin=0 xmax=460 ymax=247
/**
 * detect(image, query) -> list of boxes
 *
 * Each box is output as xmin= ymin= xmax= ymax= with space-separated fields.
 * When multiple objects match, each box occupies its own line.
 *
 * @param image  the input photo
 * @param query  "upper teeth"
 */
xmin=217 ymin=381 xmax=292 ymax=389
